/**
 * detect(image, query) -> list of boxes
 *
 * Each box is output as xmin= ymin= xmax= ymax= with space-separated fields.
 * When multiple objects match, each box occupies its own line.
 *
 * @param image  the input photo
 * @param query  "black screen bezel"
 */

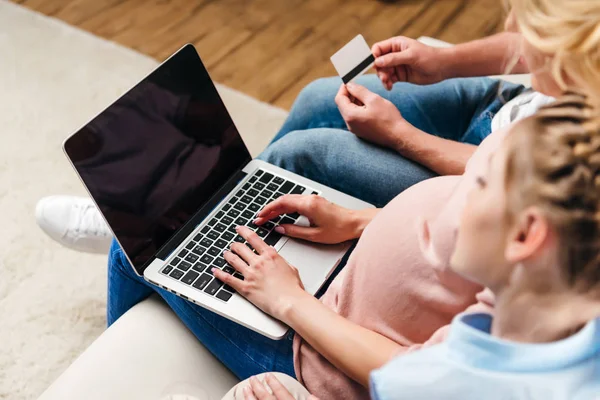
xmin=63 ymin=44 xmax=252 ymax=275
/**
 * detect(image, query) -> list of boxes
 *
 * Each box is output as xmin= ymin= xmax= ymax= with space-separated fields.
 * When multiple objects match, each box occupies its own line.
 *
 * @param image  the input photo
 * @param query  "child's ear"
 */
xmin=505 ymin=208 xmax=550 ymax=263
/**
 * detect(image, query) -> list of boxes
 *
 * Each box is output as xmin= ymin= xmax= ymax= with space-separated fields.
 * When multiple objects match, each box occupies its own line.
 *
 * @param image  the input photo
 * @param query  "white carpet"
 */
xmin=0 ymin=2 xmax=288 ymax=398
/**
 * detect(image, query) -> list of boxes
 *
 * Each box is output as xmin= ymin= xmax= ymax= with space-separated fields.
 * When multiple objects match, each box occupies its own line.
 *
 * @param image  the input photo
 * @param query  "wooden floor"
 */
xmin=13 ymin=0 xmax=504 ymax=109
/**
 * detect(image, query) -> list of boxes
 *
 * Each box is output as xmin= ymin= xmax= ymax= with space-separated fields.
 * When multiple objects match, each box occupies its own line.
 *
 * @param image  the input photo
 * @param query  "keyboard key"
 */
xmin=215 ymin=239 xmax=228 ymax=249
xmin=170 ymin=257 xmax=181 ymax=267
xmin=241 ymin=195 xmax=253 ymax=204
xmin=259 ymin=172 xmax=274 ymax=183
xmin=242 ymin=210 xmax=254 ymax=219
xmin=227 ymin=209 xmax=240 ymax=218
xmin=192 ymin=245 xmax=206 ymax=256
xmin=256 ymin=227 xmax=269 ymax=237
xmin=192 ymin=273 xmax=212 ymax=290
xmin=267 ymin=183 xmax=279 ymax=191
xmin=255 ymin=170 xmax=264 ymax=176
xmin=221 ymin=216 xmax=234 ymax=225
xmin=253 ymin=182 xmax=265 ymax=190
xmin=280 ymin=216 xmax=296 ymax=225
xmin=249 ymin=176 xmax=257 ymax=183
xmin=233 ymin=235 xmax=245 ymax=243
xmin=185 ymin=253 xmax=199 ymax=264
xmin=208 ymin=218 xmax=218 ymax=226
xmin=185 ymin=241 xmax=194 ymax=250
xmin=265 ymin=231 xmax=282 ymax=246
xmin=181 ymin=271 xmax=199 ymax=285
xmin=200 ymin=254 xmax=214 ymax=264
xmin=213 ymin=257 xmax=226 ymax=267
xmin=255 ymin=196 xmax=267 ymax=205
xmin=207 ymin=230 xmax=219 ymax=240
xmin=312 ymin=191 xmax=319 ymax=195
xmin=204 ymin=278 xmax=224 ymax=296
xmin=236 ymin=190 xmax=244 ymax=197
xmin=264 ymin=222 xmax=275 ymax=230
xmin=199 ymin=238 xmax=213 ymax=248
xmin=216 ymin=211 xmax=224 ymax=219
xmin=247 ymin=221 xmax=259 ymax=230
xmin=194 ymin=233 xmax=203 ymax=242
xmin=224 ymin=284 xmax=236 ymax=293
xmin=273 ymin=177 xmax=284 ymax=184
xmin=248 ymin=188 xmax=259 ymax=197
xmin=262 ymin=190 xmax=274 ymax=198
xmin=207 ymin=247 xmax=220 ymax=257
xmin=235 ymin=217 xmax=249 ymax=226
xmin=243 ymin=183 xmax=250 ymax=190
xmin=234 ymin=202 xmax=246 ymax=211
xmin=162 ymin=265 xmax=173 ymax=275
xmin=216 ymin=290 xmax=233 ymax=302
xmin=192 ymin=262 xmax=208 ymax=273
xmin=279 ymin=181 xmax=294 ymax=193
xmin=228 ymin=196 xmax=239 ymax=205
xmin=223 ymin=266 xmax=235 ymax=275
xmin=248 ymin=203 xmax=260 ymax=212
xmin=234 ymin=272 xmax=245 ymax=281
xmin=291 ymin=185 xmax=305 ymax=195
xmin=178 ymin=250 xmax=188 ymax=258
xmin=273 ymin=192 xmax=283 ymax=199
xmin=227 ymin=225 xmax=237 ymax=233
xmin=288 ymin=212 xmax=300 ymax=220
xmin=178 ymin=261 xmax=192 ymax=271
xmin=222 ymin=203 xmax=231 ymax=211
xmin=222 ymin=231 xmax=234 ymax=241
xmin=200 ymin=225 xmax=210 ymax=234
xmin=215 ymin=223 xmax=227 ymax=233
xmin=170 ymin=269 xmax=184 ymax=279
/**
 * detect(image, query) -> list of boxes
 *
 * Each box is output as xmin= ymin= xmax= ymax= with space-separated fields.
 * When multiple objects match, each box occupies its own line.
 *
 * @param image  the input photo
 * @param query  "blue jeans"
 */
xmin=260 ymin=75 xmax=525 ymax=207
xmin=107 ymin=241 xmax=296 ymax=380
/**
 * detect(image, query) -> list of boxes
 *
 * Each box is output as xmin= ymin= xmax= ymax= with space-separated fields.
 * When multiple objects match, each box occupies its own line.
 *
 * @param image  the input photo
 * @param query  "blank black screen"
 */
xmin=64 ymin=45 xmax=251 ymax=274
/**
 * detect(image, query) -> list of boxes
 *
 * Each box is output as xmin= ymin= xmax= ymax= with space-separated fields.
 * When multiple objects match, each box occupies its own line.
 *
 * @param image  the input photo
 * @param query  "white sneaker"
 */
xmin=35 ymin=195 xmax=113 ymax=254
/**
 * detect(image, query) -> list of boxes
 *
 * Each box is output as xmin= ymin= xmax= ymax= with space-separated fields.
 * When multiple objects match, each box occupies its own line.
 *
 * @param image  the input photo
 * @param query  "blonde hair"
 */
xmin=508 ymin=0 xmax=600 ymax=101
xmin=504 ymin=93 xmax=600 ymax=289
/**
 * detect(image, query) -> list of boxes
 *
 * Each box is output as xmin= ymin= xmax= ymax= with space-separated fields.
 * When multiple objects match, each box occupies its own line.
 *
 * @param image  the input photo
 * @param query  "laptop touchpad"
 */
xmin=278 ymin=239 xmax=346 ymax=295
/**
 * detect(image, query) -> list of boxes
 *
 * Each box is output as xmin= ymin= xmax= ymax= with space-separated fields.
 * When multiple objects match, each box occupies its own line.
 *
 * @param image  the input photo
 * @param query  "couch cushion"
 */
xmin=38 ymin=296 xmax=240 ymax=400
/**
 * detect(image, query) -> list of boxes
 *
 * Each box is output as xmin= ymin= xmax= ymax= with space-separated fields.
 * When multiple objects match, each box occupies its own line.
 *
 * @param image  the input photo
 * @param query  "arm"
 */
xmin=281 ymin=291 xmax=401 ymax=387
xmin=390 ymin=123 xmax=477 ymax=176
xmin=440 ymin=32 xmax=529 ymax=79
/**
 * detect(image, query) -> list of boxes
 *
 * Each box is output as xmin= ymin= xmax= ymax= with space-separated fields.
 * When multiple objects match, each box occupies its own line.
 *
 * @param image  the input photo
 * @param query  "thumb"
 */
xmin=375 ymin=50 xmax=414 ymax=68
xmin=345 ymin=83 xmax=374 ymax=103
xmin=275 ymin=224 xmax=319 ymax=242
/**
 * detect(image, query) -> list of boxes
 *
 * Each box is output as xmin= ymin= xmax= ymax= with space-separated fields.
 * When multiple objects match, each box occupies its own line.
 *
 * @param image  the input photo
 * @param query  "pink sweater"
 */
xmin=292 ymin=128 xmax=507 ymax=399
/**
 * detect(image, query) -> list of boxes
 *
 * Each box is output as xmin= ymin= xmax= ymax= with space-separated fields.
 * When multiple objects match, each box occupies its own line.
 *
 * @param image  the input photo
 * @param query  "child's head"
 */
xmin=506 ymin=0 xmax=600 ymax=100
xmin=451 ymin=94 xmax=600 ymax=296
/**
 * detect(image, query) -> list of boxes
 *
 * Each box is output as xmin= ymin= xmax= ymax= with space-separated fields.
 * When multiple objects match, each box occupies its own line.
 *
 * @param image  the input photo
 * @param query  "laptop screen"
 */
xmin=64 ymin=45 xmax=252 ymax=274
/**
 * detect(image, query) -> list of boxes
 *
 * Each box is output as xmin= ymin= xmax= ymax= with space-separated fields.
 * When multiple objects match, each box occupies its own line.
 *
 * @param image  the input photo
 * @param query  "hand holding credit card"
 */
xmin=330 ymin=34 xmax=375 ymax=84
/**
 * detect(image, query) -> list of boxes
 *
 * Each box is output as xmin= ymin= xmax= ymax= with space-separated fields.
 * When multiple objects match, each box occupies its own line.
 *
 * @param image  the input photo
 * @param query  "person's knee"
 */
xmin=261 ymin=130 xmax=313 ymax=171
xmin=108 ymin=239 xmax=130 ymax=276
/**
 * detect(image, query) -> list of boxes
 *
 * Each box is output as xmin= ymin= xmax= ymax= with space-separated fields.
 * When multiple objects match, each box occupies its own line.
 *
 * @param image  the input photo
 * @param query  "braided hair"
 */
xmin=504 ymin=93 xmax=600 ymax=290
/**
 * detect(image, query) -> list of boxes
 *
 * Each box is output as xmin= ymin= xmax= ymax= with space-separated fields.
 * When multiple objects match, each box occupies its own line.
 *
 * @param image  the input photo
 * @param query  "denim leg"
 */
xmin=107 ymin=240 xmax=295 ymax=380
xmin=260 ymin=129 xmax=436 ymax=208
xmin=273 ymin=75 xmax=524 ymax=144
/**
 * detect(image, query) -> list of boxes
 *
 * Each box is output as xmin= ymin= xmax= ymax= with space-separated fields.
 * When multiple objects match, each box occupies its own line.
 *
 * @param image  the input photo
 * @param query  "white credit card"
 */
xmin=330 ymin=34 xmax=375 ymax=84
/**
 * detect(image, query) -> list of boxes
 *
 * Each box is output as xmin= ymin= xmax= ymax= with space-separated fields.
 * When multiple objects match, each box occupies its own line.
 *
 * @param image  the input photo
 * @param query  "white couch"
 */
xmin=38 ymin=38 xmax=532 ymax=400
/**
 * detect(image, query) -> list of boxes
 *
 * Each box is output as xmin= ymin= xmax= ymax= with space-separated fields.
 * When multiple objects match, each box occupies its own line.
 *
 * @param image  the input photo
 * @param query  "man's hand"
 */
xmin=335 ymin=83 xmax=421 ymax=151
xmin=213 ymin=227 xmax=307 ymax=322
xmin=372 ymin=36 xmax=447 ymax=89
xmin=243 ymin=374 xmax=319 ymax=400
xmin=254 ymin=194 xmax=372 ymax=244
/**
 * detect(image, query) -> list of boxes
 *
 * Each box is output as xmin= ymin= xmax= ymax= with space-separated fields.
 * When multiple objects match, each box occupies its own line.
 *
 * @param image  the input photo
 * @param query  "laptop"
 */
xmin=63 ymin=44 xmax=373 ymax=339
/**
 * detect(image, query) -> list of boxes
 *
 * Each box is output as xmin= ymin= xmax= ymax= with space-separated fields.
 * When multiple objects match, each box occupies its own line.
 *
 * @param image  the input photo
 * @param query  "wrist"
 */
xmin=347 ymin=208 xmax=378 ymax=239
xmin=278 ymin=289 xmax=311 ymax=325
xmin=438 ymin=47 xmax=458 ymax=80
xmin=391 ymin=120 xmax=427 ymax=156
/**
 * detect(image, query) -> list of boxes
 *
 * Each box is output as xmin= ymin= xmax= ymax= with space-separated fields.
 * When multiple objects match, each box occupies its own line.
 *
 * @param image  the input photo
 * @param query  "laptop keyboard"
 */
xmin=160 ymin=169 xmax=316 ymax=303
